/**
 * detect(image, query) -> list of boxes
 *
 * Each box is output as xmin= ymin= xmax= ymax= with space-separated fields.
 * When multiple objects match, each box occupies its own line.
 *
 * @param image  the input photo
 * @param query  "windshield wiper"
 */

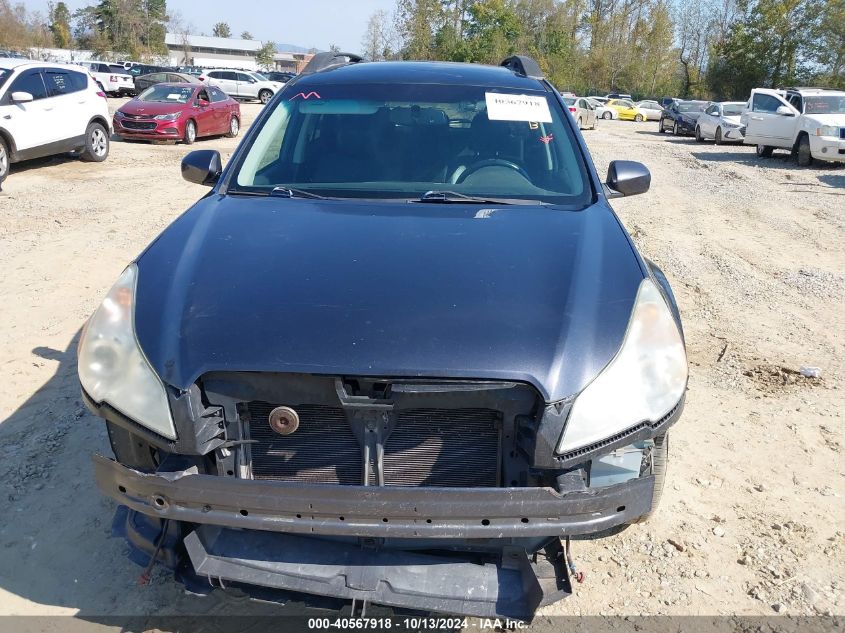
xmin=415 ymin=190 xmax=536 ymax=205
xmin=269 ymin=186 xmax=328 ymax=199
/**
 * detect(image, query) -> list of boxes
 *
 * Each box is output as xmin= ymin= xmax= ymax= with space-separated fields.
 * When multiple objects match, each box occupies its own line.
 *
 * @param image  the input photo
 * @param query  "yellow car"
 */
xmin=607 ymin=99 xmax=648 ymax=121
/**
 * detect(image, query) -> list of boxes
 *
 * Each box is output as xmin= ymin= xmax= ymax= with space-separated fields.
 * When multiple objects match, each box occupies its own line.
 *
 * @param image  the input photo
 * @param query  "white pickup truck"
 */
xmin=79 ymin=61 xmax=135 ymax=97
xmin=741 ymin=87 xmax=845 ymax=166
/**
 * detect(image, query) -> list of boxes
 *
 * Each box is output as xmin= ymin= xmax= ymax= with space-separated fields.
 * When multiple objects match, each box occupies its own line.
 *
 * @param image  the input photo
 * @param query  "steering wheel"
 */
xmin=454 ymin=158 xmax=530 ymax=184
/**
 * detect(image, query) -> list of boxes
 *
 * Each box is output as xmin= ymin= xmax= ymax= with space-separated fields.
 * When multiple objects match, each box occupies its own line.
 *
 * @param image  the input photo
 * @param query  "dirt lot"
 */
xmin=0 ymin=99 xmax=843 ymax=625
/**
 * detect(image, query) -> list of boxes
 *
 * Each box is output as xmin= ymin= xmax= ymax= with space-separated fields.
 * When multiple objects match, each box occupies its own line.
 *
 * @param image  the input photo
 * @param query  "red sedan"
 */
xmin=113 ymin=83 xmax=241 ymax=144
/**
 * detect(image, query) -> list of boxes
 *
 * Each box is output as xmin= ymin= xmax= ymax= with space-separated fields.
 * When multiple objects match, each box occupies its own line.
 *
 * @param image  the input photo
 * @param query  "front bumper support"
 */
xmin=185 ymin=525 xmax=570 ymax=620
xmin=93 ymin=454 xmax=654 ymax=539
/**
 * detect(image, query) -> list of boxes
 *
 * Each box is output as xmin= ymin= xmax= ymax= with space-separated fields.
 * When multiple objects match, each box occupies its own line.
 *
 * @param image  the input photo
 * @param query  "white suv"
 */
xmin=0 ymin=60 xmax=111 ymax=188
xmin=79 ymin=61 xmax=135 ymax=96
xmin=199 ymin=69 xmax=283 ymax=104
xmin=742 ymin=87 xmax=845 ymax=166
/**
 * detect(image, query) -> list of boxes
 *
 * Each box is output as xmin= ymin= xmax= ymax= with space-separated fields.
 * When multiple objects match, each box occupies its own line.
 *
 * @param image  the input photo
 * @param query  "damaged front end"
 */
xmin=88 ymin=373 xmax=682 ymax=621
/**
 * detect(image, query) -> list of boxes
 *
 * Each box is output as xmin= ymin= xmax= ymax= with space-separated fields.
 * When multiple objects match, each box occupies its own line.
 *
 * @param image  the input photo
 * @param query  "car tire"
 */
xmin=630 ymin=433 xmax=669 ymax=524
xmin=577 ymin=116 xmax=583 ymax=129
xmin=602 ymin=111 xmax=611 ymax=120
xmin=183 ymin=119 xmax=197 ymax=145
xmin=80 ymin=122 xmax=109 ymax=162
xmin=797 ymin=134 xmax=813 ymax=167
xmin=695 ymin=125 xmax=704 ymax=142
xmin=673 ymin=121 xmax=680 ymax=135
xmin=756 ymin=144 xmax=773 ymax=158
xmin=658 ymin=119 xmax=665 ymax=133
xmin=0 ymin=135 xmax=9 ymax=187
xmin=226 ymin=115 xmax=240 ymax=138
xmin=635 ymin=114 xmax=643 ymax=122
xmin=715 ymin=127 xmax=723 ymax=145
xmin=259 ymin=89 xmax=272 ymax=104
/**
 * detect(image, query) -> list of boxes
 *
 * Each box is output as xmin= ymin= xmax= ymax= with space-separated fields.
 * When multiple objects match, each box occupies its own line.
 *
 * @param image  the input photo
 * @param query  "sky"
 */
xmin=28 ymin=0 xmax=396 ymax=52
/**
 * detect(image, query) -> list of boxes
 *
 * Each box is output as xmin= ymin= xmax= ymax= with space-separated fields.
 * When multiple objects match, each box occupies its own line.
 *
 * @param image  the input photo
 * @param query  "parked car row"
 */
xmin=656 ymin=87 xmax=845 ymax=167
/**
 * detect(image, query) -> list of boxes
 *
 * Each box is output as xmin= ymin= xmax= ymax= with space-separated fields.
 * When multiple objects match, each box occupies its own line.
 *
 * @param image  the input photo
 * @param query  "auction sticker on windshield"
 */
xmin=485 ymin=92 xmax=552 ymax=123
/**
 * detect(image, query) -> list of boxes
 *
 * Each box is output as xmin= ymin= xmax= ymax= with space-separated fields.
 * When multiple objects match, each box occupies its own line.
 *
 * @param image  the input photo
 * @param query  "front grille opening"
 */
xmin=383 ymin=408 xmax=500 ymax=487
xmin=247 ymin=403 xmax=362 ymax=484
xmin=246 ymin=403 xmax=501 ymax=487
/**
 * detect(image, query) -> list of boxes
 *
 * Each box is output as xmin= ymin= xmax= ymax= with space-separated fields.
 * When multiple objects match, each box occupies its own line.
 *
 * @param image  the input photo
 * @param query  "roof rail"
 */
xmin=300 ymin=51 xmax=365 ymax=75
xmin=500 ymin=55 xmax=544 ymax=80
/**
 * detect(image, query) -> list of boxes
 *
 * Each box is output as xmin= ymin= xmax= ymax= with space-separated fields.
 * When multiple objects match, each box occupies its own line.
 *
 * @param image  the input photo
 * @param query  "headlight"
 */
xmin=557 ymin=279 xmax=687 ymax=454
xmin=154 ymin=112 xmax=180 ymax=121
xmin=77 ymin=264 xmax=176 ymax=439
xmin=114 ymin=110 xmax=125 ymax=118
xmin=723 ymin=121 xmax=740 ymax=128
xmin=816 ymin=125 xmax=839 ymax=137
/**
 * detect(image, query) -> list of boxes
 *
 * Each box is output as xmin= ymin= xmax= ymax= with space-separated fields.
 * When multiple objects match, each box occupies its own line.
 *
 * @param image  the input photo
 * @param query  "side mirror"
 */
xmin=605 ymin=160 xmax=651 ymax=198
xmin=196 ymin=99 xmax=210 ymax=107
xmin=11 ymin=91 xmax=33 ymax=103
xmin=181 ymin=149 xmax=222 ymax=186
xmin=776 ymin=105 xmax=794 ymax=117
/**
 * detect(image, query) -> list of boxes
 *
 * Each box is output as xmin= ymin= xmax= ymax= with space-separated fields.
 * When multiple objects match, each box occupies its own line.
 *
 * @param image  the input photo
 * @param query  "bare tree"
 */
xmin=361 ymin=9 xmax=396 ymax=60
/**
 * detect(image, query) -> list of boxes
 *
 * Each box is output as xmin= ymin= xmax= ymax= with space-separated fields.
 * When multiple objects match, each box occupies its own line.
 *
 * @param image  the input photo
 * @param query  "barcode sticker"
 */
xmin=485 ymin=92 xmax=552 ymax=123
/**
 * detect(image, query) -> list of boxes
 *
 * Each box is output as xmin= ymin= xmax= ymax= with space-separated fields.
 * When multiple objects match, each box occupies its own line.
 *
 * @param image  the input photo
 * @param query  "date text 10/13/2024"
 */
xmin=307 ymin=617 xmax=530 ymax=629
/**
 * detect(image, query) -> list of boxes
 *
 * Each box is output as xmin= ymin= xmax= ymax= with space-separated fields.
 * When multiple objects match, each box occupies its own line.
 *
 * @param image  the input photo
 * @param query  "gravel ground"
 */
xmin=0 ymin=101 xmax=842 ymax=627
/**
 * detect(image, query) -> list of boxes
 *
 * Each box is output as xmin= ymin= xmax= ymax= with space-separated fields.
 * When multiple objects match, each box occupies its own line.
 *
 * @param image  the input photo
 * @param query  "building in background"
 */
xmin=165 ymin=33 xmax=261 ymax=70
xmin=165 ymin=33 xmax=314 ymax=72
xmin=273 ymin=51 xmax=313 ymax=73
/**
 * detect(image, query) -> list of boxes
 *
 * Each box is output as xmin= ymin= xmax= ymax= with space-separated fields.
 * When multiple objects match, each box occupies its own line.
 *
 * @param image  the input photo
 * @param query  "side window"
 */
xmin=210 ymin=87 xmax=227 ymax=102
xmin=236 ymin=73 xmax=252 ymax=83
xmin=9 ymin=70 xmax=48 ymax=101
xmin=166 ymin=74 xmax=182 ymax=82
xmin=705 ymin=105 xmax=718 ymax=115
xmin=197 ymin=88 xmax=209 ymax=101
xmin=222 ymin=71 xmax=237 ymax=81
xmin=208 ymin=71 xmax=221 ymax=79
xmin=752 ymin=93 xmax=783 ymax=113
xmin=46 ymin=70 xmax=87 ymax=96
xmin=787 ymin=94 xmax=803 ymax=112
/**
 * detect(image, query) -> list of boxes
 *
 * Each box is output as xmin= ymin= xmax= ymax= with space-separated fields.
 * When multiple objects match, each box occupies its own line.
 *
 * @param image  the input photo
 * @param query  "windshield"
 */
xmin=678 ymin=101 xmax=707 ymax=112
xmin=252 ymin=72 xmax=268 ymax=81
xmin=138 ymin=84 xmax=195 ymax=103
xmin=562 ymin=97 xmax=576 ymax=105
xmin=804 ymin=95 xmax=845 ymax=115
xmin=231 ymin=83 xmax=592 ymax=206
xmin=722 ymin=103 xmax=744 ymax=116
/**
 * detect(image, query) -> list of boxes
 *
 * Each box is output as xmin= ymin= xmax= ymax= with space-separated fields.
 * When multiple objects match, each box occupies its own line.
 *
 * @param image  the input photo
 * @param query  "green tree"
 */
xmin=212 ymin=21 xmax=231 ymax=38
xmin=707 ymin=0 xmax=822 ymax=99
xmin=241 ymin=31 xmax=253 ymax=39
xmin=256 ymin=40 xmax=276 ymax=70
xmin=395 ymin=0 xmax=444 ymax=59
xmin=48 ymin=1 xmax=73 ymax=48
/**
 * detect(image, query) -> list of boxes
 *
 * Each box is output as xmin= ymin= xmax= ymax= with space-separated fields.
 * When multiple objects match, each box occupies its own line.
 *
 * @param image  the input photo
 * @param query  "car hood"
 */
xmin=803 ymin=113 xmax=845 ymax=126
xmin=722 ymin=115 xmax=742 ymax=124
xmin=134 ymin=196 xmax=645 ymax=402
xmin=119 ymin=100 xmax=188 ymax=116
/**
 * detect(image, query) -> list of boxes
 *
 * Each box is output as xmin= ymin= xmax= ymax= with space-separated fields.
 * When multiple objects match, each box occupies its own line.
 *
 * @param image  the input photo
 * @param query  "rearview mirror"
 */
xmin=776 ymin=105 xmax=794 ymax=117
xmin=11 ymin=91 xmax=33 ymax=103
xmin=181 ymin=150 xmax=222 ymax=186
xmin=605 ymin=160 xmax=650 ymax=198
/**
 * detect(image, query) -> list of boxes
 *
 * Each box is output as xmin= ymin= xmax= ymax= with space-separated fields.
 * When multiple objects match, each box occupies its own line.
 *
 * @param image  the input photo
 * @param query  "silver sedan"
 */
xmin=695 ymin=101 xmax=746 ymax=144
xmin=562 ymin=97 xmax=597 ymax=130
xmin=587 ymin=97 xmax=617 ymax=120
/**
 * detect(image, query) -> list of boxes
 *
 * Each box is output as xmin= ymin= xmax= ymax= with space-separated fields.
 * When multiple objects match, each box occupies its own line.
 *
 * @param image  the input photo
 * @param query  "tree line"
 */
xmin=0 ymin=1 xmax=280 ymax=68
xmin=362 ymin=0 xmax=845 ymax=100
xmin=0 ymin=0 xmax=168 ymax=59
